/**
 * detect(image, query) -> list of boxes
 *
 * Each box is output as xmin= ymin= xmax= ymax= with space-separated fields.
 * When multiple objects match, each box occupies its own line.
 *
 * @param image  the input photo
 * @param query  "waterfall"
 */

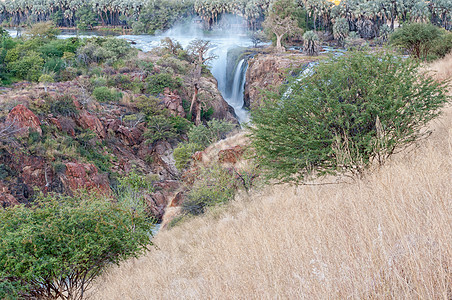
xmin=211 ymin=47 xmax=250 ymax=124
xmin=227 ymin=59 xmax=249 ymax=123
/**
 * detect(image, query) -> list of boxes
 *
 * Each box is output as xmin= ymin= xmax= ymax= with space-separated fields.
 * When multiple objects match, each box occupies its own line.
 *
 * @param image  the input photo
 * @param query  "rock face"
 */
xmin=76 ymin=111 xmax=106 ymax=138
xmin=218 ymin=145 xmax=245 ymax=164
xmin=162 ymin=88 xmax=186 ymax=118
xmin=199 ymin=76 xmax=238 ymax=124
xmin=0 ymin=55 xmax=238 ymax=222
xmin=62 ymin=163 xmax=111 ymax=194
xmin=0 ymin=182 xmax=20 ymax=208
xmin=6 ymin=104 xmax=42 ymax=136
xmin=244 ymin=53 xmax=315 ymax=109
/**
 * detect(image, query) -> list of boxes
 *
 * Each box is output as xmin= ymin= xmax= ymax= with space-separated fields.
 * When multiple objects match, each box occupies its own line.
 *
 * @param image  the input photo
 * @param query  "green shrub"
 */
xmin=144 ymin=115 xmax=178 ymax=144
xmin=56 ymin=66 xmax=79 ymax=81
xmin=92 ymin=86 xmax=122 ymax=102
xmin=156 ymin=56 xmax=188 ymax=74
xmin=52 ymin=162 xmax=66 ymax=174
xmin=169 ymin=115 xmax=192 ymax=135
xmin=249 ymin=50 xmax=450 ymax=183
xmin=429 ymin=30 xmax=452 ymax=60
xmin=146 ymin=72 xmax=182 ymax=95
xmin=173 ymin=142 xmax=204 ymax=170
xmin=90 ymin=76 xmax=108 ymax=88
xmin=43 ymin=57 xmax=64 ymax=73
xmin=0 ymin=192 xmax=153 ymax=298
xmin=188 ymin=119 xmax=236 ymax=147
xmin=390 ymin=23 xmax=443 ymax=60
xmin=8 ymin=51 xmax=44 ymax=81
xmin=50 ymin=95 xmax=78 ymax=117
xmin=135 ymin=95 xmax=164 ymax=117
xmin=110 ymin=74 xmax=133 ymax=90
xmin=182 ymin=165 xmax=237 ymax=215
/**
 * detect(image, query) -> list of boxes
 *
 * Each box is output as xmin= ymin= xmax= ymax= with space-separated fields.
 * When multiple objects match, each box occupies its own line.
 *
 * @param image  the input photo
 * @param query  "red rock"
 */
xmin=107 ymin=119 xmax=122 ymax=132
xmin=116 ymin=125 xmax=143 ymax=146
xmin=59 ymin=117 xmax=76 ymax=137
xmin=218 ymin=145 xmax=245 ymax=164
xmin=48 ymin=117 xmax=62 ymax=131
xmin=6 ymin=104 xmax=42 ymax=136
xmin=62 ymin=162 xmax=110 ymax=194
xmin=162 ymin=88 xmax=186 ymax=118
xmin=76 ymin=111 xmax=106 ymax=138
xmin=169 ymin=191 xmax=184 ymax=207
xmin=0 ymin=183 xmax=20 ymax=207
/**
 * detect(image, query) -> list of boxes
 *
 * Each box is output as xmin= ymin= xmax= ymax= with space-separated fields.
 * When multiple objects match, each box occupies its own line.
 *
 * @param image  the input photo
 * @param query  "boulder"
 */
xmin=0 ymin=183 xmax=20 ymax=208
xmin=218 ymin=145 xmax=245 ymax=164
xmin=6 ymin=104 xmax=42 ymax=136
xmin=76 ymin=111 xmax=106 ymax=138
xmin=62 ymin=162 xmax=110 ymax=194
xmin=162 ymin=88 xmax=186 ymax=118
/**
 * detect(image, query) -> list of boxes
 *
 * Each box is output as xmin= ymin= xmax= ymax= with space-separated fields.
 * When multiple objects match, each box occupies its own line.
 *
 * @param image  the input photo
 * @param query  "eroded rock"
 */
xmin=6 ymin=104 xmax=42 ymax=136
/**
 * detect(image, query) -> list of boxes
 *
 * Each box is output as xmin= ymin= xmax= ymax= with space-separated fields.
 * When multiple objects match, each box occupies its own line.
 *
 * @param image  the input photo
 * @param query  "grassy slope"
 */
xmin=91 ymin=58 xmax=452 ymax=299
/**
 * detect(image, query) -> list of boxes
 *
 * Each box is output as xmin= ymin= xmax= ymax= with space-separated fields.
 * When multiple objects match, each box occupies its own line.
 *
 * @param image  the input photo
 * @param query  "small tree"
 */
xmin=25 ymin=21 xmax=60 ymax=40
xmin=333 ymin=17 xmax=349 ymax=46
xmin=263 ymin=0 xmax=302 ymax=53
xmin=390 ymin=23 xmax=442 ymax=60
xmin=0 ymin=192 xmax=154 ymax=299
xmin=303 ymin=31 xmax=319 ymax=56
xmin=186 ymin=39 xmax=217 ymax=125
xmin=39 ymin=73 xmax=54 ymax=92
xmin=249 ymin=51 xmax=450 ymax=183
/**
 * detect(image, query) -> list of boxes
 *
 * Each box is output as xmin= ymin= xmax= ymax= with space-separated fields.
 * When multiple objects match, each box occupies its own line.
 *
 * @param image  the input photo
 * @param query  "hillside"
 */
xmin=90 ymin=60 xmax=452 ymax=298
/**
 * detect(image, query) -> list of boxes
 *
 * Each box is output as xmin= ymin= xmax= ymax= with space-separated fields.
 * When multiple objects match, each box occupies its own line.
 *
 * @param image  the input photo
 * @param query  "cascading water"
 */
xmin=225 ymin=59 xmax=249 ymax=123
xmin=210 ymin=45 xmax=250 ymax=124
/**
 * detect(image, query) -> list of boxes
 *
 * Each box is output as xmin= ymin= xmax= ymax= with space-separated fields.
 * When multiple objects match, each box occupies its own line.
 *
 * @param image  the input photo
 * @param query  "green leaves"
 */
xmin=390 ymin=23 xmax=443 ymax=60
xmin=250 ymin=50 xmax=450 ymax=183
xmin=0 ymin=193 xmax=154 ymax=298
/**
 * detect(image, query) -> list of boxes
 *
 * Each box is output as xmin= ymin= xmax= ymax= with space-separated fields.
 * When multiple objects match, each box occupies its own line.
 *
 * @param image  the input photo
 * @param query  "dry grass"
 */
xmin=426 ymin=51 xmax=452 ymax=81
xmin=91 ymin=79 xmax=452 ymax=299
xmin=91 ymin=105 xmax=452 ymax=299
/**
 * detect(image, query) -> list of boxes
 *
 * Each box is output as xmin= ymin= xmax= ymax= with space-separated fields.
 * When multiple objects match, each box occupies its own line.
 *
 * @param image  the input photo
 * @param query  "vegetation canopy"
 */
xmin=0 ymin=192 xmax=154 ymax=299
xmin=249 ymin=51 xmax=450 ymax=183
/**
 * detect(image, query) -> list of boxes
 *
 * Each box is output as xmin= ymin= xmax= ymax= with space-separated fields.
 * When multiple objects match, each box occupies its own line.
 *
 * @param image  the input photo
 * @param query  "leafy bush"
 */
xmin=146 ymin=72 xmax=182 ymax=95
xmin=173 ymin=142 xmax=204 ymax=170
xmin=0 ymin=192 xmax=153 ymax=299
xmin=8 ymin=51 xmax=44 ymax=81
xmin=429 ymin=30 xmax=452 ymax=60
xmin=135 ymin=95 xmax=164 ymax=117
xmin=249 ymin=51 xmax=450 ymax=183
xmin=144 ymin=115 xmax=178 ymax=144
xmin=390 ymin=23 xmax=442 ymax=60
xmin=188 ymin=119 xmax=236 ymax=147
xmin=43 ymin=57 xmax=64 ymax=73
xmin=50 ymin=95 xmax=78 ymax=117
xmin=182 ymin=165 xmax=237 ymax=215
xmin=92 ymin=86 xmax=122 ymax=102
